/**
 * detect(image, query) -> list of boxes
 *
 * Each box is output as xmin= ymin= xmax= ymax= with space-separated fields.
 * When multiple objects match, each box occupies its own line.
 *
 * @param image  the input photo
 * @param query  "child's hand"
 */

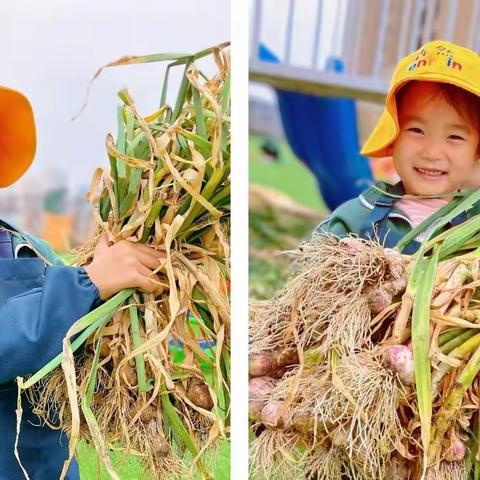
xmin=84 ymin=235 xmax=166 ymax=300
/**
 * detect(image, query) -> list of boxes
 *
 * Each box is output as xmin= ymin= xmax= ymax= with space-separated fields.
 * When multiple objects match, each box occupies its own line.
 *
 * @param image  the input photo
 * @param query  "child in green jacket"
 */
xmin=0 ymin=85 xmax=164 ymax=479
xmin=318 ymin=40 xmax=480 ymax=253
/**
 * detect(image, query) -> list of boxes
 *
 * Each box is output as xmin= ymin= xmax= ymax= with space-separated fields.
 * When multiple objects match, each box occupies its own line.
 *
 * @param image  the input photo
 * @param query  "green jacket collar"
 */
xmin=358 ymin=181 xmax=413 ymax=227
xmin=0 ymin=219 xmax=62 ymax=265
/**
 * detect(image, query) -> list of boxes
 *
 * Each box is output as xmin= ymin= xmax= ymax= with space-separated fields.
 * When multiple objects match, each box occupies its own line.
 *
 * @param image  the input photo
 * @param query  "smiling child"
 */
xmin=318 ymin=40 xmax=480 ymax=253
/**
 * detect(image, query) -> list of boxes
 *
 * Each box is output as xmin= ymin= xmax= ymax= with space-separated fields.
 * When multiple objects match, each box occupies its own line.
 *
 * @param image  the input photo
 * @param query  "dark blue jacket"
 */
xmin=316 ymin=182 xmax=480 ymax=253
xmin=0 ymin=219 xmax=101 ymax=480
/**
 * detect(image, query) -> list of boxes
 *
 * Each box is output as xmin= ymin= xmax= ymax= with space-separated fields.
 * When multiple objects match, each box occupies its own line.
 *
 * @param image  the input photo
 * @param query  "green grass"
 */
xmin=249 ymin=135 xmax=325 ymax=210
xmin=249 ymin=134 xmax=325 ymax=299
xmin=78 ymin=439 xmax=230 ymax=479
xmin=76 ymin=322 xmax=229 ymax=479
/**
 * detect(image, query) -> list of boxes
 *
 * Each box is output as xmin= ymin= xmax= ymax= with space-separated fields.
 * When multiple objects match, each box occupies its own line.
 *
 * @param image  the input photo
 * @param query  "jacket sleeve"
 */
xmin=313 ymin=215 xmax=350 ymax=237
xmin=312 ymin=196 xmax=371 ymax=238
xmin=0 ymin=266 xmax=101 ymax=385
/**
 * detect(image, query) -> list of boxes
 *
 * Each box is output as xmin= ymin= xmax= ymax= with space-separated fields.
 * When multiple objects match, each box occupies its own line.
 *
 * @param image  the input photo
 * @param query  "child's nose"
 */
xmin=421 ymin=138 xmax=444 ymax=161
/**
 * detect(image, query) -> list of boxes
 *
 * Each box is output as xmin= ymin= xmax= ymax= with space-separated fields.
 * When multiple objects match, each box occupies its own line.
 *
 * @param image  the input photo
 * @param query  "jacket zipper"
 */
xmin=415 ymin=216 xmax=445 ymax=242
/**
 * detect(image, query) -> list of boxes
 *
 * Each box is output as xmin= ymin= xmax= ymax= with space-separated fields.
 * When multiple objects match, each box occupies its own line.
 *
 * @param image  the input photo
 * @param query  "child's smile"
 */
xmin=413 ymin=166 xmax=447 ymax=179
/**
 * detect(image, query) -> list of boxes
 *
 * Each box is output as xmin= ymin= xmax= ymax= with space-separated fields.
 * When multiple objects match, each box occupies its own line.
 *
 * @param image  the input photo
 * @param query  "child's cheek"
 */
xmin=463 ymin=163 xmax=480 ymax=189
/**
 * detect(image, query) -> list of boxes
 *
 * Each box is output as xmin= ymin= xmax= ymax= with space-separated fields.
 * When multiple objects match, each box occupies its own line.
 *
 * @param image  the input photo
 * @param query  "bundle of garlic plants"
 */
xmin=249 ymin=190 xmax=480 ymax=480
xmin=18 ymin=43 xmax=230 ymax=480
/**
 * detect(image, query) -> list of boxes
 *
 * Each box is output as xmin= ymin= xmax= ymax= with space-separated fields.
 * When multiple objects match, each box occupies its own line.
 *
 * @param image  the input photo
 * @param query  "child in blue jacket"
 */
xmin=0 ymin=85 xmax=165 ymax=479
xmin=318 ymin=40 xmax=480 ymax=253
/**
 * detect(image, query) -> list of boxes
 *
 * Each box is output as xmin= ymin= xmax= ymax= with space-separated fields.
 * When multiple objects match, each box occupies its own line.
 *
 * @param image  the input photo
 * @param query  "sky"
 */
xmin=0 ymin=0 xmax=230 ymax=195
xmin=252 ymin=0 xmax=346 ymax=67
xmin=249 ymin=0 xmax=347 ymax=102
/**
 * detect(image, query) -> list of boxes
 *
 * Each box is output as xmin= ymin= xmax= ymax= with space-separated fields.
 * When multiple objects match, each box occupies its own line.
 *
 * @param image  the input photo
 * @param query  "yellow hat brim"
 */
xmin=0 ymin=86 xmax=36 ymax=187
xmin=361 ymin=40 xmax=480 ymax=158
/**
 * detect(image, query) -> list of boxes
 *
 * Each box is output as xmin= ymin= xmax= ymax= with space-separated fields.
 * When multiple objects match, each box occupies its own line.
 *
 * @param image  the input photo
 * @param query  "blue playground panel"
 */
xmin=258 ymin=44 xmax=374 ymax=211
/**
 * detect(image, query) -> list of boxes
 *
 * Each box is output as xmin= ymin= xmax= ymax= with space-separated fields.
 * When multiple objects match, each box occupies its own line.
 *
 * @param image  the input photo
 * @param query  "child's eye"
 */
xmin=448 ymin=134 xmax=466 ymax=141
xmin=407 ymin=127 xmax=423 ymax=134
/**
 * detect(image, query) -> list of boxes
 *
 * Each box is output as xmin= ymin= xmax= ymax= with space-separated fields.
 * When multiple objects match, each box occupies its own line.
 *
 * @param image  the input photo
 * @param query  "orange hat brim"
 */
xmin=0 ymin=86 xmax=36 ymax=187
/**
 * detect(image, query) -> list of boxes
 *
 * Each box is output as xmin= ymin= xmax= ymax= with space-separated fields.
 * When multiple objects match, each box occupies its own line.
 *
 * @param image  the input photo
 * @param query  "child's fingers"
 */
xmin=134 ymin=275 xmax=157 ymax=294
xmin=126 ymin=241 xmax=166 ymax=258
xmin=132 ymin=251 xmax=166 ymax=270
xmin=134 ymin=265 xmax=161 ymax=293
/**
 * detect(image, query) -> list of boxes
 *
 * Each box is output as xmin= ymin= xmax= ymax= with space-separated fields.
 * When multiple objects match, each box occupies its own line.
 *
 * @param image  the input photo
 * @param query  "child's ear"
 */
xmin=384 ymin=145 xmax=394 ymax=156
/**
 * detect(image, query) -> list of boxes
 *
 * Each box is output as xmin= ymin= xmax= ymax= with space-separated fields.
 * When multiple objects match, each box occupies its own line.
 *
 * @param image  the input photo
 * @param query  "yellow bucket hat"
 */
xmin=0 ymin=86 xmax=36 ymax=187
xmin=361 ymin=40 xmax=480 ymax=158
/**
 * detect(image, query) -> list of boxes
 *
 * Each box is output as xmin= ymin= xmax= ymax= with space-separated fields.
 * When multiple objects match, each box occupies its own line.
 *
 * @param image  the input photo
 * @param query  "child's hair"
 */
xmin=396 ymin=80 xmax=480 ymax=135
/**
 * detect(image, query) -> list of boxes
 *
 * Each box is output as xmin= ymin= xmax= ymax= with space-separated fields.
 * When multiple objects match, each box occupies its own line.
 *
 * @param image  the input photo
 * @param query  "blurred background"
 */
xmin=249 ymin=0 xmax=480 ymax=298
xmin=0 ymin=3 xmax=231 ymax=478
xmin=0 ymin=0 xmax=229 ymax=252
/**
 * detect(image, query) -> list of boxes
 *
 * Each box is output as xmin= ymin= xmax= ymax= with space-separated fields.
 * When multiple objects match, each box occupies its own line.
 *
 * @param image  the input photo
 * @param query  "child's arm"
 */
xmin=314 ymin=216 xmax=350 ymax=237
xmin=313 ymin=196 xmax=366 ymax=238
xmin=0 ymin=239 xmax=165 ymax=384
xmin=0 ymin=265 xmax=100 ymax=384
